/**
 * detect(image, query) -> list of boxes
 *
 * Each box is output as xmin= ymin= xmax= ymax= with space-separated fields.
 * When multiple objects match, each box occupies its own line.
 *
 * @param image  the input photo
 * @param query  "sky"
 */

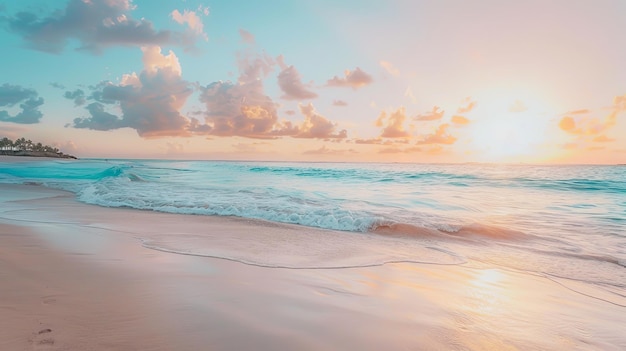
xmin=0 ymin=0 xmax=625 ymax=163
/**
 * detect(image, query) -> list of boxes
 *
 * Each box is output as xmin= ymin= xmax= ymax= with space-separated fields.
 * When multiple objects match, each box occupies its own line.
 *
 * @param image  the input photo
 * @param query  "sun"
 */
xmin=466 ymin=92 xmax=553 ymax=162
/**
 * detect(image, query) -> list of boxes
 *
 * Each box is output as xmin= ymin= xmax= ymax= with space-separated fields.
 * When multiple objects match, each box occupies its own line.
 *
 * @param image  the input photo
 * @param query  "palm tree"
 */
xmin=14 ymin=138 xmax=26 ymax=151
xmin=0 ymin=136 xmax=76 ymax=159
xmin=0 ymin=137 xmax=10 ymax=151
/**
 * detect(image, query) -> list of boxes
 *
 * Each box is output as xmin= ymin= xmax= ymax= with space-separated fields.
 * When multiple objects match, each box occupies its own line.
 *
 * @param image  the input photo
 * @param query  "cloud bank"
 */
xmin=72 ymin=46 xmax=349 ymax=140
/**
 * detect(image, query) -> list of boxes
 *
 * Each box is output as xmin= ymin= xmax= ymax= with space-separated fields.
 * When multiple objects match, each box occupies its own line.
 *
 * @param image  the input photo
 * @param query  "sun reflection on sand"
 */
xmin=468 ymin=269 xmax=506 ymax=316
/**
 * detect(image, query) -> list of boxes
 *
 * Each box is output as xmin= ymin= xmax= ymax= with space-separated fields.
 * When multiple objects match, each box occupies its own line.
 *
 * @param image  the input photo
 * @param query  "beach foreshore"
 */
xmin=1 ymin=183 xmax=625 ymax=350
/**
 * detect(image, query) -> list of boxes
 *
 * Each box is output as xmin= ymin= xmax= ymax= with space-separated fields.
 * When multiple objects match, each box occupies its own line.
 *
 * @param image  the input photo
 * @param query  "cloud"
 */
xmin=303 ymin=145 xmax=357 ymax=155
xmin=592 ymin=135 xmax=615 ymax=143
xmin=457 ymin=97 xmax=477 ymax=114
xmin=379 ymin=60 xmax=399 ymax=76
xmin=239 ymin=28 xmax=255 ymax=44
xmin=199 ymin=51 xmax=286 ymax=138
xmin=354 ymin=138 xmax=383 ymax=145
xmin=4 ymin=0 xmax=193 ymax=53
xmin=404 ymin=86 xmax=417 ymax=104
xmin=416 ymin=124 xmax=456 ymax=145
xmin=332 ymin=100 xmax=348 ymax=107
xmin=200 ymin=51 xmax=345 ymax=139
xmin=611 ymin=94 xmax=626 ymax=116
xmin=64 ymin=89 xmax=86 ymax=106
xmin=414 ymin=106 xmax=444 ymax=121
xmin=200 ymin=80 xmax=287 ymax=138
xmin=295 ymin=103 xmax=347 ymax=139
xmin=565 ymin=109 xmax=590 ymax=115
xmin=170 ymin=9 xmax=208 ymax=41
xmin=73 ymin=102 xmax=122 ymax=130
xmin=451 ymin=115 xmax=470 ymax=125
xmin=558 ymin=116 xmax=577 ymax=133
xmin=73 ymin=46 xmax=197 ymax=137
xmin=352 ymin=138 xmax=405 ymax=145
xmin=509 ymin=100 xmax=527 ymax=113
xmin=326 ymin=67 xmax=373 ymax=89
xmin=375 ymin=107 xmax=410 ymax=138
xmin=0 ymin=83 xmax=44 ymax=124
xmin=276 ymin=55 xmax=318 ymax=100
xmin=558 ymin=95 xmax=625 ymax=138
xmin=53 ymin=140 xmax=78 ymax=154
xmin=379 ymin=146 xmax=422 ymax=154
xmin=236 ymin=51 xmax=275 ymax=83
xmin=50 ymin=82 xmax=66 ymax=90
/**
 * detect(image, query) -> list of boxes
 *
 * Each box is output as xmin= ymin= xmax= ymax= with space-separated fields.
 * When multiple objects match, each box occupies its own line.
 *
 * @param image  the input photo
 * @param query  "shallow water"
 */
xmin=1 ymin=159 xmax=624 ymax=304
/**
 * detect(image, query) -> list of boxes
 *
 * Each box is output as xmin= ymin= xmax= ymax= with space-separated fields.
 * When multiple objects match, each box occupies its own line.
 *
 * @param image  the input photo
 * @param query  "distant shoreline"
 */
xmin=0 ymin=151 xmax=77 ymax=159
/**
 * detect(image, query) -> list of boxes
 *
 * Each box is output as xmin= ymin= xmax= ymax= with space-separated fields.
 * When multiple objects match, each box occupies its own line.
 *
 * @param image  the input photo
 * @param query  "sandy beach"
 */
xmin=1 ymin=181 xmax=625 ymax=350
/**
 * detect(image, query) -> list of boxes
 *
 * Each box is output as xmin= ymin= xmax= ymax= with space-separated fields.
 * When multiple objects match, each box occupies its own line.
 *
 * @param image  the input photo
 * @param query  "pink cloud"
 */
xmin=558 ymin=95 xmax=625 ymax=138
xmin=379 ymin=60 xmax=399 ymax=76
xmin=303 ymin=145 xmax=357 ymax=155
xmin=326 ymin=67 xmax=373 ymax=89
xmin=333 ymin=100 xmax=348 ymax=107
xmin=239 ymin=28 xmax=256 ymax=44
xmin=565 ymin=109 xmax=590 ymax=115
xmin=375 ymin=107 xmax=410 ymax=138
xmin=414 ymin=106 xmax=444 ymax=121
xmin=451 ymin=115 xmax=470 ymax=125
xmin=171 ymin=9 xmax=208 ymax=41
xmin=457 ymin=97 xmax=477 ymax=114
xmin=200 ymin=80 xmax=284 ymax=139
xmin=559 ymin=116 xmax=577 ymax=133
xmin=295 ymin=103 xmax=347 ymax=139
xmin=199 ymin=52 xmax=344 ymax=139
xmin=276 ymin=55 xmax=318 ymax=100
xmin=199 ymin=51 xmax=295 ymax=139
xmin=379 ymin=146 xmax=422 ymax=154
xmin=592 ymin=135 xmax=615 ymax=143
xmin=353 ymin=138 xmax=383 ymax=145
xmin=416 ymin=124 xmax=456 ymax=145
xmin=73 ymin=46 xmax=197 ymax=137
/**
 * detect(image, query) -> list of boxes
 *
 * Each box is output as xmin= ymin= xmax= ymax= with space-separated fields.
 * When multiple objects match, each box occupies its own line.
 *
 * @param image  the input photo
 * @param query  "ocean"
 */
xmin=1 ymin=158 xmax=624 ymax=305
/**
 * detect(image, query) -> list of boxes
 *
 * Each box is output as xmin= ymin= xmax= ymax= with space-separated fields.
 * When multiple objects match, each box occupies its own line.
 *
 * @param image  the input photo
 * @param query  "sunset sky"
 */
xmin=1 ymin=0 xmax=625 ymax=163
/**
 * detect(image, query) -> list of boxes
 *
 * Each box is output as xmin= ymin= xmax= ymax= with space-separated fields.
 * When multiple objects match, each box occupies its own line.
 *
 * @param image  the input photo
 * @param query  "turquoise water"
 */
xmin=1 ymin=159 xmax=625 ymax=302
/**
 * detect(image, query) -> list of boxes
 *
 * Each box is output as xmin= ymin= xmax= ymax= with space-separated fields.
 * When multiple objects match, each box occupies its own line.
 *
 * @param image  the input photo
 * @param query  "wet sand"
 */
xmin=1 ymin=183 xmax=625 ymax=350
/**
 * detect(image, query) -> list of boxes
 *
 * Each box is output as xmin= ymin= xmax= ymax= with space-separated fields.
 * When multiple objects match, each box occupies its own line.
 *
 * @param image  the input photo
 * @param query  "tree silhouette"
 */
xmin=0 ymin=137 xmax=76 ymax=159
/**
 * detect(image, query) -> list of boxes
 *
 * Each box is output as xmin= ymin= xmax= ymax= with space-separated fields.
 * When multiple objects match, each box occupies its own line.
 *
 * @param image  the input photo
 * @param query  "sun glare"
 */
xmin=468 ymin=91 xmax=552 ymax=162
